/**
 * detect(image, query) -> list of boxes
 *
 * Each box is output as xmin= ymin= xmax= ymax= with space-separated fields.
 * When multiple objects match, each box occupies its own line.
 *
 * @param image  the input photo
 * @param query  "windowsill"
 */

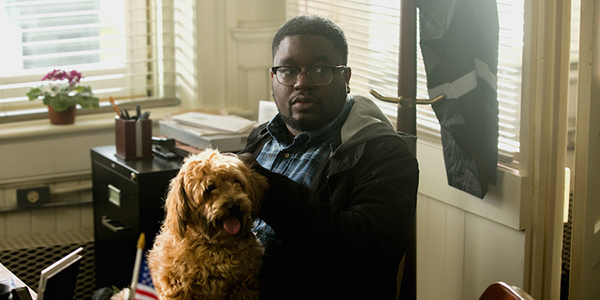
xmin=416 ymin=138 xmax=526 ymax=231
xmin=0 ymin=106 xmax=182 ymax=142
xmin=381 ymin=105 xmax=521 ymax=172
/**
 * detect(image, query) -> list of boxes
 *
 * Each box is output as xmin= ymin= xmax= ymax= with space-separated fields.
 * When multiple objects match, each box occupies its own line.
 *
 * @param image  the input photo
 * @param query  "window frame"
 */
xmin=286 ymin=0 xmax=524 ymax=167
xmin=0 ymin=0 xmax=178 ymax=123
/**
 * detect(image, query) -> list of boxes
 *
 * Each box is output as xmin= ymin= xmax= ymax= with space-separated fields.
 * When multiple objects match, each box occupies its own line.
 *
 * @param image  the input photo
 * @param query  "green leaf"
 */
xmin=26 ymin=83 xmax=99 ymax=111
xmin=48 ymin=97 xmax=70 ymax=111
xmin=26 ymin=88 xmax=43 ymax=100
xmin=77 ymin=95 xmax=100 ymax=109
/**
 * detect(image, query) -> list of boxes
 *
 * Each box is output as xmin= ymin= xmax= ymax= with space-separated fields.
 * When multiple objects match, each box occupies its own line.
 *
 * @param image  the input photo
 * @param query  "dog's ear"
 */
xmin=164 ymin=174 xmax=193 ymax=238
xmin=247 ymin=171 xmax=268 ymax=216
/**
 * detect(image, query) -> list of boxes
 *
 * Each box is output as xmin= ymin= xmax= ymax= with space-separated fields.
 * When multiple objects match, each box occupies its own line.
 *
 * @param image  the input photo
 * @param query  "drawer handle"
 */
xmin=102 ymin=215 xmax=128 ymax=232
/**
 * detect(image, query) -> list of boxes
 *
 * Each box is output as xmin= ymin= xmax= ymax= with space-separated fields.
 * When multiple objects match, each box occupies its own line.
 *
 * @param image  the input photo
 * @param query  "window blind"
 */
xmin=0 ymin=0 xmax=177 ymax=123
xmin=570 ymin=0 xmax=580 ymax=63
xmin=287 ymin=0 xmax=525 ymax=160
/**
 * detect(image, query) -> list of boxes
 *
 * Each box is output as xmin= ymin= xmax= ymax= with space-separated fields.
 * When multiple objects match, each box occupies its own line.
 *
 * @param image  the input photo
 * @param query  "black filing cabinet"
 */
xmin=91 ymin=145 xmax=182 ymax=289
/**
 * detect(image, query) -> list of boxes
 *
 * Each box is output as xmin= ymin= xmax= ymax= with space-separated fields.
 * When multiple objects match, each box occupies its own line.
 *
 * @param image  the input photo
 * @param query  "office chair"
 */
xmin=479 ymin=282 xmax=535 ymax=300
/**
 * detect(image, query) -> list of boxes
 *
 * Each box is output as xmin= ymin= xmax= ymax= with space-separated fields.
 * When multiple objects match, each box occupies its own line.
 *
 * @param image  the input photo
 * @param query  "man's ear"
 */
xmin=345 ymin=67 xmax=352 ymax=83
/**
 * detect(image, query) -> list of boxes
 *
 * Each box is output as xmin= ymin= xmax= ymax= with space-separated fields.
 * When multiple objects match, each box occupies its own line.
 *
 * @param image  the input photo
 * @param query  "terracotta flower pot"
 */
xmin=47 ymin=105 xmax=76 ymax=125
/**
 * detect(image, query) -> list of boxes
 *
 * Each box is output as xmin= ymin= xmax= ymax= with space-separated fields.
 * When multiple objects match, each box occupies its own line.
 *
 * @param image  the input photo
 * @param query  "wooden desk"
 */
xmin=0 ymin=262 xmax=36 ymax=299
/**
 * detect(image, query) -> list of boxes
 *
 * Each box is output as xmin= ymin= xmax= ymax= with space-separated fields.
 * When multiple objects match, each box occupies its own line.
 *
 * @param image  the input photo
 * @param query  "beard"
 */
xmin=279 ymin=109 xmax=308 ymax=132
xmin=273 ymin=84 xmax=348 ymax=133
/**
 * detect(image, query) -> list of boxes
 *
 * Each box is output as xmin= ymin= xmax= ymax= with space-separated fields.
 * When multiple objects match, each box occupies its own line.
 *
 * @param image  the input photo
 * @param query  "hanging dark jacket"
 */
xmin=242 ymin=95 xmax=419 ymax=300
xmin=416 ymin=0 xmax=500 ymax=198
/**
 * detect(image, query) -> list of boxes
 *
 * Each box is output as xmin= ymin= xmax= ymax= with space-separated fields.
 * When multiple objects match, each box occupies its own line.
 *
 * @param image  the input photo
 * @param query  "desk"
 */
xmin=0 ymin=262 xmax=36 ymax=299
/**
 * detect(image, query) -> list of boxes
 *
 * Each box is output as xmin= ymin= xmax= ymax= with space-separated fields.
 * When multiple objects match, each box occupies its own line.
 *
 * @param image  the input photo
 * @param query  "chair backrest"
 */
xmin=479 ymin=282 xmax=535 ymax=300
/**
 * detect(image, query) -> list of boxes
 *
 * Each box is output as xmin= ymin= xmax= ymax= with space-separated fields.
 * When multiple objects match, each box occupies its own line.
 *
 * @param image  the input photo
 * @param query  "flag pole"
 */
xmin=129 ymin=233 xmax=145 ymax=300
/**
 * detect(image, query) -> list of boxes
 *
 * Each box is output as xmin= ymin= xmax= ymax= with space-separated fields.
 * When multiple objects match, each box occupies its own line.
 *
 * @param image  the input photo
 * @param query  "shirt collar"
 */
xmin=267 ymin=97 xmax=355 ymax=147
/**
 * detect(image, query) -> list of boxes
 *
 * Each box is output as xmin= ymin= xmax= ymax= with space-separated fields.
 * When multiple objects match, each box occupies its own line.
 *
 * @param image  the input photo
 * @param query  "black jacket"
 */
xmin=242 ymin=95 xmax=419 ymax=300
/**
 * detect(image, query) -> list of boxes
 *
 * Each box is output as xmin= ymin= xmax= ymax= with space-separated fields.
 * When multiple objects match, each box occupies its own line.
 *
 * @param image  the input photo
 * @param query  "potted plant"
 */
xmin=26 ymin=69 xmax=99 ymax=125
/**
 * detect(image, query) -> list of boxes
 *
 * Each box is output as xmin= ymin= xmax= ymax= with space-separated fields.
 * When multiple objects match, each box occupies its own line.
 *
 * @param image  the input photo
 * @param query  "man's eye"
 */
xmin=312 ymin=66 xmax=325 ymax=74
xmin=280 ymin=68 xmax=297 ymax=76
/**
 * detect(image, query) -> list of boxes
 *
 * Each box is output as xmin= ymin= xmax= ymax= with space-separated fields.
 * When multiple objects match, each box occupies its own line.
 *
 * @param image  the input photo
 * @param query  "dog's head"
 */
xmin=163 ymin=149 xmax=268 ymax=241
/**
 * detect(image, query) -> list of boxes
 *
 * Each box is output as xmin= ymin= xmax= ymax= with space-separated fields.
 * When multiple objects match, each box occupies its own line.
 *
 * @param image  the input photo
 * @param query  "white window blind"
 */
xmin=0 ymin=0 xmax=177 ymax=122
xmin=287 ymin=0 xmax=525 ymax=160
xmin=570 ymin=0 xmax=580 ymax=64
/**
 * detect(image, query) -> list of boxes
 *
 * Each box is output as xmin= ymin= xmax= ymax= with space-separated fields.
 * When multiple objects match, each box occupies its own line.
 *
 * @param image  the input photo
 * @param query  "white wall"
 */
xmin=0 ymin=117 xmax=115 ymax=236
xmin=416 ymin=140 xmax=527 ymax=299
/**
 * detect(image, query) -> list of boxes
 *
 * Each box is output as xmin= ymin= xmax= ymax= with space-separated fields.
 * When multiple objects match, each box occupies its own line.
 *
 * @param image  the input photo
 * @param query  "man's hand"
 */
xmin=238 ymin=152 xmax=261 ymax=170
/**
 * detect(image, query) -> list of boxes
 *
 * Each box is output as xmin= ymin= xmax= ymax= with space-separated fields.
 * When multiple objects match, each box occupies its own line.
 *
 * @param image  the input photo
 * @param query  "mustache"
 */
xmin=290 ymin=93 xmax=320 ymax=105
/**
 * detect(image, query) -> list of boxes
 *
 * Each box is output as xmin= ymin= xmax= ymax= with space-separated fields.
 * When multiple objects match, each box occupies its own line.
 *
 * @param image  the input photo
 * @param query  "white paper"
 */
xmin=163 ymin=120 xmax=229 ymax=136
xmin=172 ymin=112 xmax=256 ymax=133
xmin=258 ymin=100 xmax=278 ymax=124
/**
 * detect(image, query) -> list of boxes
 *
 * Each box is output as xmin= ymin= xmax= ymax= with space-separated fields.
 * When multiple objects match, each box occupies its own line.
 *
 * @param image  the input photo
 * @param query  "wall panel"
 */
xmin=417 ymin=194 xmax=526 ymax=300
xmin=31 ymin=209 xmax=56 ymax=234
xmin=417 ymin=194 xmax=465 ymax=300
xmin=463 ymin=213 xmax=526 ymax=298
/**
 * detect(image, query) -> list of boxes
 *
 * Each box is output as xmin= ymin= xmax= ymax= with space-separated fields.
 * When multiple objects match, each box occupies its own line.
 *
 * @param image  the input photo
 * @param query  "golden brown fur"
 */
xmin=147 ymin=149 xmax=268 ymax=300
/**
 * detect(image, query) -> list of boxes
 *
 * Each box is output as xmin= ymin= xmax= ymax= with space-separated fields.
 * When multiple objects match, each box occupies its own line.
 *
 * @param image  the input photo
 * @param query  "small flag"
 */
xmin=133 ymin=256 xmax=158 ymax=300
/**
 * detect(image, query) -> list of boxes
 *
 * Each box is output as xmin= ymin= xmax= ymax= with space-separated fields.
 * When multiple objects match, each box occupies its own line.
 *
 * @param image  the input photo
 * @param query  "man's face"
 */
xmin=271 ymin=34 xmax=351 ymax=135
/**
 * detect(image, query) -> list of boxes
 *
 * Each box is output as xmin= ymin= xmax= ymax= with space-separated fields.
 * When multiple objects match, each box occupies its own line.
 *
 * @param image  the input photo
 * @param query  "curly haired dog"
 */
xmin=147 ymin=149 xmax=268 ymax=300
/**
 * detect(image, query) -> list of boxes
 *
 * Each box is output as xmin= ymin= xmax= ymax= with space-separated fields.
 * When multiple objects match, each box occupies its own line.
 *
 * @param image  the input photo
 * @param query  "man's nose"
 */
xmin=294 ymin=71 xmax=314 ymax=89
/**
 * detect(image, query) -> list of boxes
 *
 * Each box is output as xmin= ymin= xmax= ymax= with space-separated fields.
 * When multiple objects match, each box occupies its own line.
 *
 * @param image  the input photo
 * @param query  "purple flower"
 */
xmin=41 ymin=69 xmax=83 ymax=85
xmin=28 ymin=68 xmax=98 ymax=111
xmin=66 ymin=70 xmax=83 ymax=85
xmin=41 ymin=69 xmax=58 ymax=81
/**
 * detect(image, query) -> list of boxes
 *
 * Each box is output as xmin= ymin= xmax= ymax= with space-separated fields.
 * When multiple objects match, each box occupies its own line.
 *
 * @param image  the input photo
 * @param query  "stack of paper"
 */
xmin=171 ymin=112 xmax=256 ymax=134
xmin=159 ymin=120 xmax=249 ymax=152
xmin=159 ymin=112 xmax=256 ymax=152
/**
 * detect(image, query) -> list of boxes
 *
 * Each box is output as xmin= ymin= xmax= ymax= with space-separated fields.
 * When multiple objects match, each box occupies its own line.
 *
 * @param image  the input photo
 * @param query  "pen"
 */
xmin=109 ymin=96 xmax=121 ymax=117
xmin=137 ymin=111 xmax=150 ymax=122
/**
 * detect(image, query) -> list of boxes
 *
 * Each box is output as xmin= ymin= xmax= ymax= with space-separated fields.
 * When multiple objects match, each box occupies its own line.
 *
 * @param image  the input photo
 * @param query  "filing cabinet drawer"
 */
xmin=91 ymin=145 xmax=181 ymax=289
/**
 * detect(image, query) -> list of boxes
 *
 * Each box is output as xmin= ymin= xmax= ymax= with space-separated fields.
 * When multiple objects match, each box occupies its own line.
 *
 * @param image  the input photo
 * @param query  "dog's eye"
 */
xmin=205 ymin=184 xmax=216 ymax=194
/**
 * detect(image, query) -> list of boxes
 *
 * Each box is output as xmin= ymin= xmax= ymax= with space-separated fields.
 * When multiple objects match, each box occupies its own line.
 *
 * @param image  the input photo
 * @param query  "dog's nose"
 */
xmin=227 ymin=203 xmax=241 ymax=215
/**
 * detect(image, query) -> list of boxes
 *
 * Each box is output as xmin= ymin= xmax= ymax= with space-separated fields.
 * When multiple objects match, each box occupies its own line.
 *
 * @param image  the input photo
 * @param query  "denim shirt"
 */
xmin=252 ymin=98 xmax=355 ymax=250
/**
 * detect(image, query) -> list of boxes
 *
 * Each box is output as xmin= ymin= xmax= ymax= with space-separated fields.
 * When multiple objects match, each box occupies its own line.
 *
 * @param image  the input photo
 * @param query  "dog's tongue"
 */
xmin=223 ymin=216 xmax=241 ymax=235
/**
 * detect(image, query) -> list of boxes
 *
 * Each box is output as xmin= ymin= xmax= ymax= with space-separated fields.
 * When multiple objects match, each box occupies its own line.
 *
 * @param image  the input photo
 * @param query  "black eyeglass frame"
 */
xmin=270 ymin=65 xmax=347 ymax=86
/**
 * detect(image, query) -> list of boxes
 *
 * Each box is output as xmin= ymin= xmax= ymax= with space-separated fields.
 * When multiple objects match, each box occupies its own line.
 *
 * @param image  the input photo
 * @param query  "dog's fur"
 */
xmin=146 ymin=149 xmax=268 ymax=300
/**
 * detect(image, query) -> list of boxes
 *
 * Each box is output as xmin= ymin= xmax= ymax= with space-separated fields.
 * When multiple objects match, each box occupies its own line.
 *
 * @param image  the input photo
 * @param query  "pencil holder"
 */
xmin=115 ymin=117 xmax=153 ymax=160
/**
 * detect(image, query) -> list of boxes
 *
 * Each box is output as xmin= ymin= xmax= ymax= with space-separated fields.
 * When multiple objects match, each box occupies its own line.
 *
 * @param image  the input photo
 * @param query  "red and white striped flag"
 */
xmin=133 ymin=256 xmax=158 ymax=300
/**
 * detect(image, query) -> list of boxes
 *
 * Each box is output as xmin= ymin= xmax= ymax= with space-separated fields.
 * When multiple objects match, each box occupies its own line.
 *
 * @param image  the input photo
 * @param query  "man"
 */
xmin=240 ymin=14 xmax=419 ymax=299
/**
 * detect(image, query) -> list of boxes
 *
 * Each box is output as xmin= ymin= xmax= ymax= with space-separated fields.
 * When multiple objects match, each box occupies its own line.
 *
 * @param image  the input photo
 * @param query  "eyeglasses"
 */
xmin=270 ymin=65 xmax=346 ymax=86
